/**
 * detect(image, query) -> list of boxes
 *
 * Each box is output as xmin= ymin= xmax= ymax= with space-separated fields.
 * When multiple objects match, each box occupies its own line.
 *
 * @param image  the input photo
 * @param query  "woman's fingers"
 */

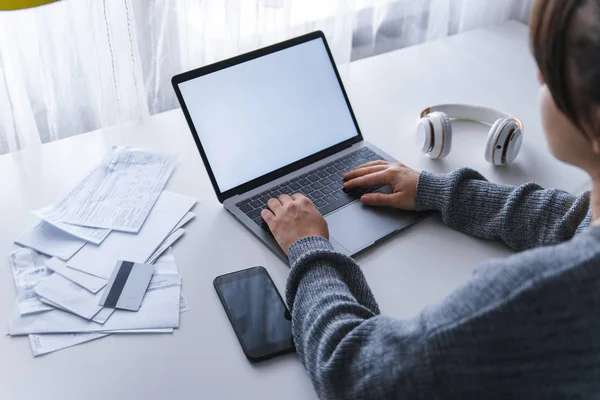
xmin=344 ymin=165 xmax=388 ymax=181
xmin=360 ymin=192 xmax=406 ymax=208
xmin=343 ymin=170 xmax=390 ymax=189
xmin=267 ymin=197 xmax=283 ymax=213
xmin=261 ymin=208 xmax=275 ymax=222
xmin=352 ymin=160 xmax=389 ymax=172
xmin=278 ymin=194 xmax=293 ymax=205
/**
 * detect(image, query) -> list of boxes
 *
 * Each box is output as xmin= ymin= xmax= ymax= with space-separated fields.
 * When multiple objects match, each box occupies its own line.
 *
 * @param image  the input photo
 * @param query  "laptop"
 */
xmin=172 ymin=31 xmax=424 ymax=261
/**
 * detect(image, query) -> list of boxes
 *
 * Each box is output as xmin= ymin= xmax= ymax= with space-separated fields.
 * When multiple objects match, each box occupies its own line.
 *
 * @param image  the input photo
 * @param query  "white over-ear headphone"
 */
xmin=416 ymin=104 xmax=524 ymax=166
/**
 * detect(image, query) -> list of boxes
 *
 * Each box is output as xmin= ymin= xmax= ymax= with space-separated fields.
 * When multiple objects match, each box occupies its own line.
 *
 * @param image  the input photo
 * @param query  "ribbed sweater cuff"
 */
xmin=287 ymin=236 xmax=334 ymax=266
xmin=414 ymin=170 xmax=452 ymax=212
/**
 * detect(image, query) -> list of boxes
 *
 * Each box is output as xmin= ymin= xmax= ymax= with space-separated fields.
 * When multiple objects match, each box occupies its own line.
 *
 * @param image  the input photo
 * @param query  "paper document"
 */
xmin=28 ymin=328 xmax=176 ymax=356
xmin=61 ymin=147 xmax=178 ymax=232
xmin=179 ymin=293 xmax=191 ymax=313
xmin=153 ymin=248 xmax=189 ymax=312
xmin=34 ymin=274 xmax=104 ymax=320
xmin=9 ymin=249 xmax=53 ymax=315
xmin=9 ymin=285 xmax=181 ymax=335
xmin=44 ymin=257 xmax=107 ymax=294
xmin=153 ymin=248 xmax=178 ymax=275
xmin=91 ymin=307 xmax=115 ymax=324
xmin=39 ymin=298 xmax=115 ymax=324
xmin=29 ymin=332 xmax=108 ymax=357
xmin=34 ymin=199 xmax=111 ymax=245
xmin=27 ymin=272 xmax=185 ymax=356
xmin=173 ymin=212 xmax=195 ymax=233
xmin=146 ymin=229 xmax=185 ymax=265
xmin=15 ymin=221 xmax=86 ymax=261
xmin=66 ymin=191 xmax=196 ymax=279
xmin=105 ymin=328 xmax=174 ymax=333
xmin=148 ymin=274 xmax=181 ymax=291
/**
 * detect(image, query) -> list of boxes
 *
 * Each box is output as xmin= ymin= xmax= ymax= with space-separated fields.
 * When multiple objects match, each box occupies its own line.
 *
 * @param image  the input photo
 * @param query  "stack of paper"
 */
xmin=7 ymin=147 xmax=197 ymax=356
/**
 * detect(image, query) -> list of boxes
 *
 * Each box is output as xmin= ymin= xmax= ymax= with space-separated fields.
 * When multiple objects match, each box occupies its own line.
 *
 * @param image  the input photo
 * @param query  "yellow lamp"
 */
xmin=0 ymin=0 xmax=59 ymax=11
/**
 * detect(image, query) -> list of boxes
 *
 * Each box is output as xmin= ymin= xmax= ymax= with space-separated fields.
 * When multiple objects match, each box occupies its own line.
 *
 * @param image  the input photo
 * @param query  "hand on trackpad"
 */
xmin=325 ymin=201 xmax=414 ymax=254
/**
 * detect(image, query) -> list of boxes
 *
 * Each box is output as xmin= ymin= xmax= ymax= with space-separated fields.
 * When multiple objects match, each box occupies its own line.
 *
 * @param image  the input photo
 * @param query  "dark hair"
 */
xmin=531 ymin=0 xmax=600 ymax=135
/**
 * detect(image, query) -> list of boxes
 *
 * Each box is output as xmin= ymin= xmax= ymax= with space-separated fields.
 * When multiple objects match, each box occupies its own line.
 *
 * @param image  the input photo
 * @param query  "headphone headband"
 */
xmin=420 ymin=104 xmax=523 ymax=130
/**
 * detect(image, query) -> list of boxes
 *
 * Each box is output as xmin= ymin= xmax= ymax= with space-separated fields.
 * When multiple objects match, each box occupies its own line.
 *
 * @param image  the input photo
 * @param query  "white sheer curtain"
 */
xmin=0 ymin=0 xmax=533 ymax=155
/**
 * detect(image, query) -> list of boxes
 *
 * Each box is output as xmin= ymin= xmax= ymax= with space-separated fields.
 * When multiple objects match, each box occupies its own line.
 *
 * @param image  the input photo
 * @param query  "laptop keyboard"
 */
xmin=236 ymin=147 xmax=384 ymax=230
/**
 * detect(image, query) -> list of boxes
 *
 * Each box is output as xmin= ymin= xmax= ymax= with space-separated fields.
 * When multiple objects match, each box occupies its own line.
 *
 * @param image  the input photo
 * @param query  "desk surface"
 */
xmin=0 ymin=21 xmax=588 ymax=400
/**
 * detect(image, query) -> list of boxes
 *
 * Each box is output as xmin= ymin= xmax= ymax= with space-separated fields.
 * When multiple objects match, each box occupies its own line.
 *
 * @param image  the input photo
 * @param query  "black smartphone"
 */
xmin=213 ymin=266 xmax=295 ymax=362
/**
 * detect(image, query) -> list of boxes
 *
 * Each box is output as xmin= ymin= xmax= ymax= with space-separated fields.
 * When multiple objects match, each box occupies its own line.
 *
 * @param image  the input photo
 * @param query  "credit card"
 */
xmin=99 ymin=261 xmax=154 ymax=311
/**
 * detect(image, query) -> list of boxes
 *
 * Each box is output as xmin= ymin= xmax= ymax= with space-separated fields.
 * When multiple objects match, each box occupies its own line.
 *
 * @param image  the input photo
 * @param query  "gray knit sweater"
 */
xmin=285 ymin=168 xmax=597 ymax=399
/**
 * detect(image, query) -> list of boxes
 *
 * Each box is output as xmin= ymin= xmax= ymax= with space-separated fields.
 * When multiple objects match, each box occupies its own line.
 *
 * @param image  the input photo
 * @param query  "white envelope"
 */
xmin=66 ymin=191 xmax=196 ymax=279
xmin=9 ymin=248 xmax=54 ymax=315
xmin=39 ymin=298 xmax=115 ymax=324
xmin=146 ymin=229 xmax=185 ymax=265
xmin=15 ymin=221 xmax=87 ymax=261
xmin=44 ymin=257 xmax=107 ymax=294
xmin=9 ymin=285 xmax=181 ymax=335
xmin=105 ymin=329 xmax=174 ymax=333
xmin=34 ymin=274 xmax=104 ymax=320
xmin=148 ymin=274 xmax=181 ymax=291
xmin=153 ymin=248 xmax=178 ymax=275
xmin=172 ymin=212 xmax=195 ymax=233
xmin=29 ymin=332 xmax=108 ymax=357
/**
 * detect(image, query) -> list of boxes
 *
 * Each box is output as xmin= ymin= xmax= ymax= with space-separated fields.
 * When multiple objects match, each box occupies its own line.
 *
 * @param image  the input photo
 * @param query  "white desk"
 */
xmin=0 ymin=21 xmax=588 ymax=399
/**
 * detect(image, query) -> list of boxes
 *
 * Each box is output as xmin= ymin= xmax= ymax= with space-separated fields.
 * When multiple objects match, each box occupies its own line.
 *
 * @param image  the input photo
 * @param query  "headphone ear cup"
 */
xmin=424 ymin=111 xmax=451 ymax=159
xmin=438 ymin=112 xmax=452 ymax=159
xmin=504 ymin=125 xmax=523 ymax=164
xmin=417 ymin=112 xmax=445 ymax=159
xmin=486 ymin=118 xmax=519 ymax=166
xmin=416 ymin=117 xmax=434 ymax=154
xmin=485 ymin=119 xmax=504 ymax=163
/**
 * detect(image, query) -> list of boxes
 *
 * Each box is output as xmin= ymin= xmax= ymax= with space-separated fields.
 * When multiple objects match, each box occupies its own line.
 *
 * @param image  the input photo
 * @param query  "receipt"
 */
xmin=33 ymin=168 xmax=111 ymax=244
xmin=62 ymin=147 xmax=178 ymax=232
xmin=34 ymin=206 xmax=110 ymax=244
xmin=9 ymin=249 xmax=53 ymax=315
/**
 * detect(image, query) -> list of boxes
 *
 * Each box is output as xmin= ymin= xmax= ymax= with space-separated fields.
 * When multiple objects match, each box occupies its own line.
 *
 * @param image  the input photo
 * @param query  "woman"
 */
xmin=260 ymin=0 xmax=600 ymax=398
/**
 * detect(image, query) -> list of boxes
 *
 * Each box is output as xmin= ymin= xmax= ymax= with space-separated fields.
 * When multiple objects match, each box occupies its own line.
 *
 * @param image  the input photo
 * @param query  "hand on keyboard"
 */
xmin=237 ymin=148 xmax=386 ymax=231
xmin=261 ymin=194 xmax=329 ymax=254
xmin=343 ymin=161 xmax=420 ymax=210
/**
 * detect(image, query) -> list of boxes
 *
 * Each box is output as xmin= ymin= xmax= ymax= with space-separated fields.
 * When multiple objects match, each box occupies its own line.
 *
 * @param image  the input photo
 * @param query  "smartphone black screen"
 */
xmin=214 ymin=266 xmax=294 ymax=361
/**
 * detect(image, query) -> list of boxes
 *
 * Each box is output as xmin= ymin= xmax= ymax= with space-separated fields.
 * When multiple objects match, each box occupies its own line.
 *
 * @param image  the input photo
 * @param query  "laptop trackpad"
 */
xmin=325 ymin=201 xmax=406 ymax=254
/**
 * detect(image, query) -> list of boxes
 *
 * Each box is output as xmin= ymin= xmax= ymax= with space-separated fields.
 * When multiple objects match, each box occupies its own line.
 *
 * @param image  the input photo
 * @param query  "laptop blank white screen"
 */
xmin=177 ymin=37 xmax=360 ymax=193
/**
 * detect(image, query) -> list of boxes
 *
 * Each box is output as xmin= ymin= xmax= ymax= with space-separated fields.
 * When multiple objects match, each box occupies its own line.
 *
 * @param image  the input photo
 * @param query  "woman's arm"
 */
xmin=415 ymin=168 xmax=590 ymax=250
xmin=286 ymin=234 xmax=600 ymax=399
xmin=285 ymin=237 xmax=431 ymax=399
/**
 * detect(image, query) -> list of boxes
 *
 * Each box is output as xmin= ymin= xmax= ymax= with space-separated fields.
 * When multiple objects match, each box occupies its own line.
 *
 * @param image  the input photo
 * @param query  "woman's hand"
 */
xmin=343 ymin=161 xmax=420 ymax=210
xmin=262 ymin=194 xmax=329 ymax=254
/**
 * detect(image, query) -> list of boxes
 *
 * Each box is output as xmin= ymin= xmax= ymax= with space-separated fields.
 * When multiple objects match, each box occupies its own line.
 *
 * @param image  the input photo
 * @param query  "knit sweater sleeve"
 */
xmin=285 ymin=236 xmax=432 ymax=399
xmin=414 ymin=168 xmax=590 ymax=250
xmin=285 ymin=231 xmax=600 ymax=399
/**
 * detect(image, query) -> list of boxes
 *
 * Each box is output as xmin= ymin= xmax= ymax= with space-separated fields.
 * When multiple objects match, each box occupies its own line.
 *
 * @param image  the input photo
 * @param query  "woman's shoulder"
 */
xmin=423 ymin=229 xmax=600 ymax=334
